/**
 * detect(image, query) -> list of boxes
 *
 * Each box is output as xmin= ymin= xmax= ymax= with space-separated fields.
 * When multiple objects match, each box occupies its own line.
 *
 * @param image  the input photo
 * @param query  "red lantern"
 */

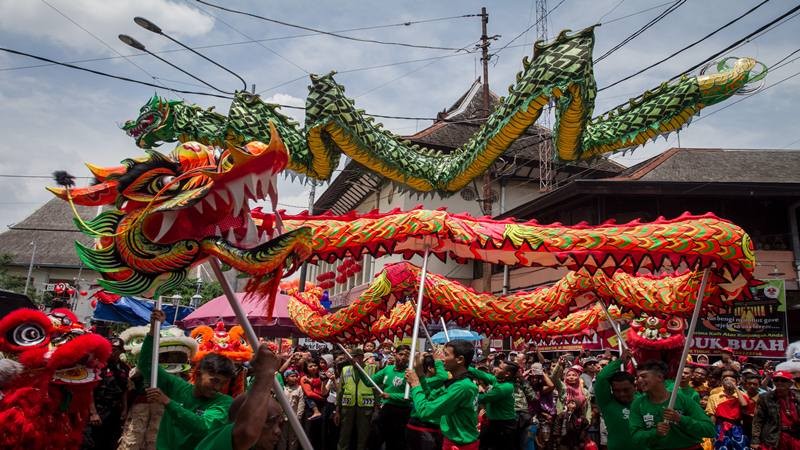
xmin=79 ymin=290 xmax=88 ymax=296
xmin=90 ymin=299 xmax=97 ymax=308
xmin=54 ymin=284 xmax=64 ymax=294
xmin=67 ymin=288 xmax=76 ymax=296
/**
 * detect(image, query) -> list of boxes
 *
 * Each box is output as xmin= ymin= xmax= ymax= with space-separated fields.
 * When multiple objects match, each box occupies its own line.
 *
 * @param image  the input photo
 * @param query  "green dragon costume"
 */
xmin=119 ymin=324 xmax=197 ymax=374
xmin=123 ymin=27 xmax=763 ymax=193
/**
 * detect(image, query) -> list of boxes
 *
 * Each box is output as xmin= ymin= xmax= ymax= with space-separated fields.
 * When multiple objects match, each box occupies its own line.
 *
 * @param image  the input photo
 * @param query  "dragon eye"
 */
xmin=151 ymin=175 xmax=179 ymax=192
xmin=9 ymin=323 xmax=48 ymax=347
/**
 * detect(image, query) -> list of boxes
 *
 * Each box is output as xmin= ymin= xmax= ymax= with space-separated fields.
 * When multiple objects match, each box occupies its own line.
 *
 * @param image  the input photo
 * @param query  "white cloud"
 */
xmin=0 ymin=0 xmax=214 ymax=54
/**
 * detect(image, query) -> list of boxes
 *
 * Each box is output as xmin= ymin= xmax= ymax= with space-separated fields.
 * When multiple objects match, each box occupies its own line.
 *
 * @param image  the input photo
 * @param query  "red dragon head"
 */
xmin=47 ymin=126 xmax=312 ymax=316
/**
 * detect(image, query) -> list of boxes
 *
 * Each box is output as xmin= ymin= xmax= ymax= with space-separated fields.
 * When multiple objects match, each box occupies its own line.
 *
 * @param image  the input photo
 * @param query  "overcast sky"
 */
xmin=1 ymin=0 xmax=798 ymax=228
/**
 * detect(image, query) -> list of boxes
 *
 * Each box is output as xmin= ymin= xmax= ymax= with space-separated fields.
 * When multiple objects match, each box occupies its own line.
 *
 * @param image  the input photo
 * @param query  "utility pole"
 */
xmin=536 ymin=0 xmax=555 ymax=192
xmin=297 ymin=181 xmax=316 ymax=292
xmin=480 ymin=6 xmax=494 ymax=293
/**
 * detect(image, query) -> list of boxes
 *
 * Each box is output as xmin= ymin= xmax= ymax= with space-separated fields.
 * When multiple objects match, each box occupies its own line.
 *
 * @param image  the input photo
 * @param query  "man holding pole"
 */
xmin=406 ymin=339 xmax=480 ymax=450
xmin=629 ymin=360 xmax=715 ymax=450
xmin=141 ymin=310 xmax=235 ymax=450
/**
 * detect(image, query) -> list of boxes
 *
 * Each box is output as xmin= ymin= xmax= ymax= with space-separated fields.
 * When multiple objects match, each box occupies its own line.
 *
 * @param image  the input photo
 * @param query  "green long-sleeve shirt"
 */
xmin=468 ymin=367 xmax=516 ymax=421
xmin=594 ymin=359 xmax=637 ymax=450
xmin=411 ymin=373 xmax=479 ymax=445
xmin=139 ymin=334 xmax=233 ymax=450
xmin=629 ymin=388 xmax=715 ymax=450
xmin=410 ymin=360 xmax=450 ymax=421
xmin=372 ymin=364 xmax=411 ymax=407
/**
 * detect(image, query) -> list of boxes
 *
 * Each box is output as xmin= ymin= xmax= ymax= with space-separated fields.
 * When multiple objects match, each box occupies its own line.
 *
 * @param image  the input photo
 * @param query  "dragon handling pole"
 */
xmin=336 ymin=343 xmax=385 ymax=395
xmin=150 ymin=296 xmax=163 ymax=388
xmin=668 ymin=268 xmax=710 ymax=409
xmin=209 ymin=258 xmax=314 ymax=450
xmin=405 ymin=248 xmax=431 ymax=399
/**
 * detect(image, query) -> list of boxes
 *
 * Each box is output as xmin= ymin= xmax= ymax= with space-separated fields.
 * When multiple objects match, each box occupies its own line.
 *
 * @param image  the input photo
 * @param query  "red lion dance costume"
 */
xmin=0 ymin=308 xmax=111 ymax=450
xmin=626 ymin=313 xmax=686 ymax=377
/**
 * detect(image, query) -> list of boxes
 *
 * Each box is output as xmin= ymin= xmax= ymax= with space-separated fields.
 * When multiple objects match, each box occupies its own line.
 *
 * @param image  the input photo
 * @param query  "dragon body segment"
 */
xmin=288 ymin=262 xmax=727 ymax=343
xmin=256 ymin=208 xmax=755 ymax=301
xmin=125 ymin=27 xmax=761 ymax=193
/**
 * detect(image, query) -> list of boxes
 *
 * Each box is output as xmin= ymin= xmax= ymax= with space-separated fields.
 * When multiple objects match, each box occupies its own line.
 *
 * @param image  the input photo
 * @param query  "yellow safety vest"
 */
xmin=340 ymin=365 xmax=375 ymax=408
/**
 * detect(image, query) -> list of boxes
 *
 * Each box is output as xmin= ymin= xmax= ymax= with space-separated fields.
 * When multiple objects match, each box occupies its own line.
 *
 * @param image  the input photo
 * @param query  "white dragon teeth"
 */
xmin=194 ymin=201 xmax=204 ymax=214
xmin=226 ymin=227 xmax=237 ymax=244
xmin=154 ymin=211 xmax=177 ymax=242
xmin=216 ymin=189 xmax=229 ymax=205
xmin=243 ymin=218 xmax=259 ymax=246
xmin=205 ymin=193 xmax=217 ymax=211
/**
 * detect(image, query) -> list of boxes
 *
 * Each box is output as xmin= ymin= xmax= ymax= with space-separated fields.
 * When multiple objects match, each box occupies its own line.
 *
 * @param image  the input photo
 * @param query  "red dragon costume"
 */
xmin=0 ymin=308 xmax=111 ymax=450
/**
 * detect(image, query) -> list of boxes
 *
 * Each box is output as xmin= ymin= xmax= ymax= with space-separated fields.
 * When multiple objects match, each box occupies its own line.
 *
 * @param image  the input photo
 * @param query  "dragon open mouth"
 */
xmin=126 ymin=112 xmax=157 ymax=139
xmin=53 ymin=365 xmax=100 ymax=384
xmin=145 ymin=165 xmax=279 ymax=249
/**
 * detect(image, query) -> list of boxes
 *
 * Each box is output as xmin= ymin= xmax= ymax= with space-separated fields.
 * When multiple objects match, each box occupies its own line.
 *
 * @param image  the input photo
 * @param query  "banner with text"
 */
xmin=690 ymin=279 xmax=787 ymax=358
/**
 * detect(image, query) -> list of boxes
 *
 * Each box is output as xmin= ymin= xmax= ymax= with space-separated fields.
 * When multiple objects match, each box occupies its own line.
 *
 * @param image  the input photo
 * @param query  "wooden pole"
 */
xmin=150 ymin=296 xmax=163 ymax=388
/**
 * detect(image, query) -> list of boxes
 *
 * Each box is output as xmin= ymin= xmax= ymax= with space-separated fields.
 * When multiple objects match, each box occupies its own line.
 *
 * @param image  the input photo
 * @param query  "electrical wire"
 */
xmin=599 ymin=0 xmax=786 ymax=92
xmin=0 ymin=47 xmax=232 ymax=99
xmin=593 ymin=0 xmax=688 ymax=64
xmin=597 ymin=0 xmax=627 ymax=23
xmin=192 ymin=1 xmax=310 ymax=74
xmin=196 ymin=0 xmax=477 ymax=52
xmin=39 ymin=0 xmax=187 ymax=100
xmin=493 ymin=0 xmax=567 ymax=56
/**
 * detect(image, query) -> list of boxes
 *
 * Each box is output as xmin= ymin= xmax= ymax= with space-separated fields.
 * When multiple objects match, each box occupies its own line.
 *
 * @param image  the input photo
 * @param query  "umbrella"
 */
xmin=178 ymin=292 xmax=301 ymax=337
xmin=431 ymin=329 xmax=482 ymax=344
xmin=0 ymin=290 xmax=37 ymax=318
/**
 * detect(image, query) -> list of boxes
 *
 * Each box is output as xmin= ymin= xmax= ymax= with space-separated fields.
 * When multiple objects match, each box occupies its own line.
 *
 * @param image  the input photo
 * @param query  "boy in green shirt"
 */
xmin=368 ymin=344 xmax=412 ymax=450
xmin=594 ymin=351 xmax=637 ymax=450
xmin=141 ymin=310 xmax=234 ymax=450
xmin=629 ymin=360 xmax=715 ymax=450
xmin=468 ymin=360 xmax=518 ymax=450
xmin=406 ymin=339 xmax=480 ymax=450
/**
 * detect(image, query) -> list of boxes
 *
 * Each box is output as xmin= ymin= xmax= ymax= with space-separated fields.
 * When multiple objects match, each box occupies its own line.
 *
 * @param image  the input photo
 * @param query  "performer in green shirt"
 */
xmin=468 ymin=361 xmax=518 ymax=450
xmin=594 ymin=351 xmax=637 ymax=450
xmin=140 ymin=310 xmax=234 ymax=450
xmin=406 ymin=339 xmax=480 ymax=450
xmin=406 ymin=354 xmax=450 ymax=450
xmin=367 ymin=344 xmax=413 ymax=450
xmin=629 ymin=360 xmax=715 ymax=450
xmin=196 ymin=343 xmax=284 ymax=450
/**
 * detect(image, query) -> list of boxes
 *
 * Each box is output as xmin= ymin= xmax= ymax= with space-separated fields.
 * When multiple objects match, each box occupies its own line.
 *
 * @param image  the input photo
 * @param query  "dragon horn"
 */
xmin=85 ymin=163 xmax=126 ymax=181
xmin=47 ymin=180 xmax=120 ymax=206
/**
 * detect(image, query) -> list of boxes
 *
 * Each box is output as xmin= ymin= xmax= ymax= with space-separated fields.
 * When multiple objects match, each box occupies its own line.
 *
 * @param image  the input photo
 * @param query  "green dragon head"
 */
xmin=48 ymin=127 xmax=312 ymax=313
xmin=119 ymin=324 xmax=197 ymax=374
xmin=123 ymin=94 xmax=181 ymax=149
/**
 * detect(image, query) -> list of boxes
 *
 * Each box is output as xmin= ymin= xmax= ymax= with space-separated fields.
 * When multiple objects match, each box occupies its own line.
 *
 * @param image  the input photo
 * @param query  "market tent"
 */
xmin=179 ymin=293 xmax=301 ymax=337
xmin=0 ymin=290 xmax=37 ymax=318
xmin=93 ymin=296 xmax=193 ymax=326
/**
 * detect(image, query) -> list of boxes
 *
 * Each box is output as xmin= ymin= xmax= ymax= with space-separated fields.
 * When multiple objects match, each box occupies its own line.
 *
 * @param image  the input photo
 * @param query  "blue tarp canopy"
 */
xmin=93 ymin=296 xmax=193 ymax=326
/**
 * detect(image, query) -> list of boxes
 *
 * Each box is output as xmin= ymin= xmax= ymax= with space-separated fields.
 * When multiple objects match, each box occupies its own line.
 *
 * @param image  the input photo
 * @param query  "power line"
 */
xmin=493 ymin=0 xmax=567 ymax=56
xmin=0 ymin=13 xmax=484 ymax=72
xmin=0 ymin=47 xmax=232 ymax=99
xmin=593 ymin=0 xmax=688 ymax=64
xmin=599 ymin=1 xmax=789 ymax=91
xmin=192 ymin=1 xmax=310 ymax=75
xmin=39 ymin=0 xmax=187 ymax=100
xmin=196 ymin=0 xmax=477 ymax=52
xmin=597 ymin=0 xmax=627 ymax=23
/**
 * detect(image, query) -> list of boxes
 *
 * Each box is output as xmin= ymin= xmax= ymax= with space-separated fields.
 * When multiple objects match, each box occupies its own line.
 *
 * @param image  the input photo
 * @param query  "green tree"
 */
xmin=0 ymin=254 xmax=27 ymax=294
